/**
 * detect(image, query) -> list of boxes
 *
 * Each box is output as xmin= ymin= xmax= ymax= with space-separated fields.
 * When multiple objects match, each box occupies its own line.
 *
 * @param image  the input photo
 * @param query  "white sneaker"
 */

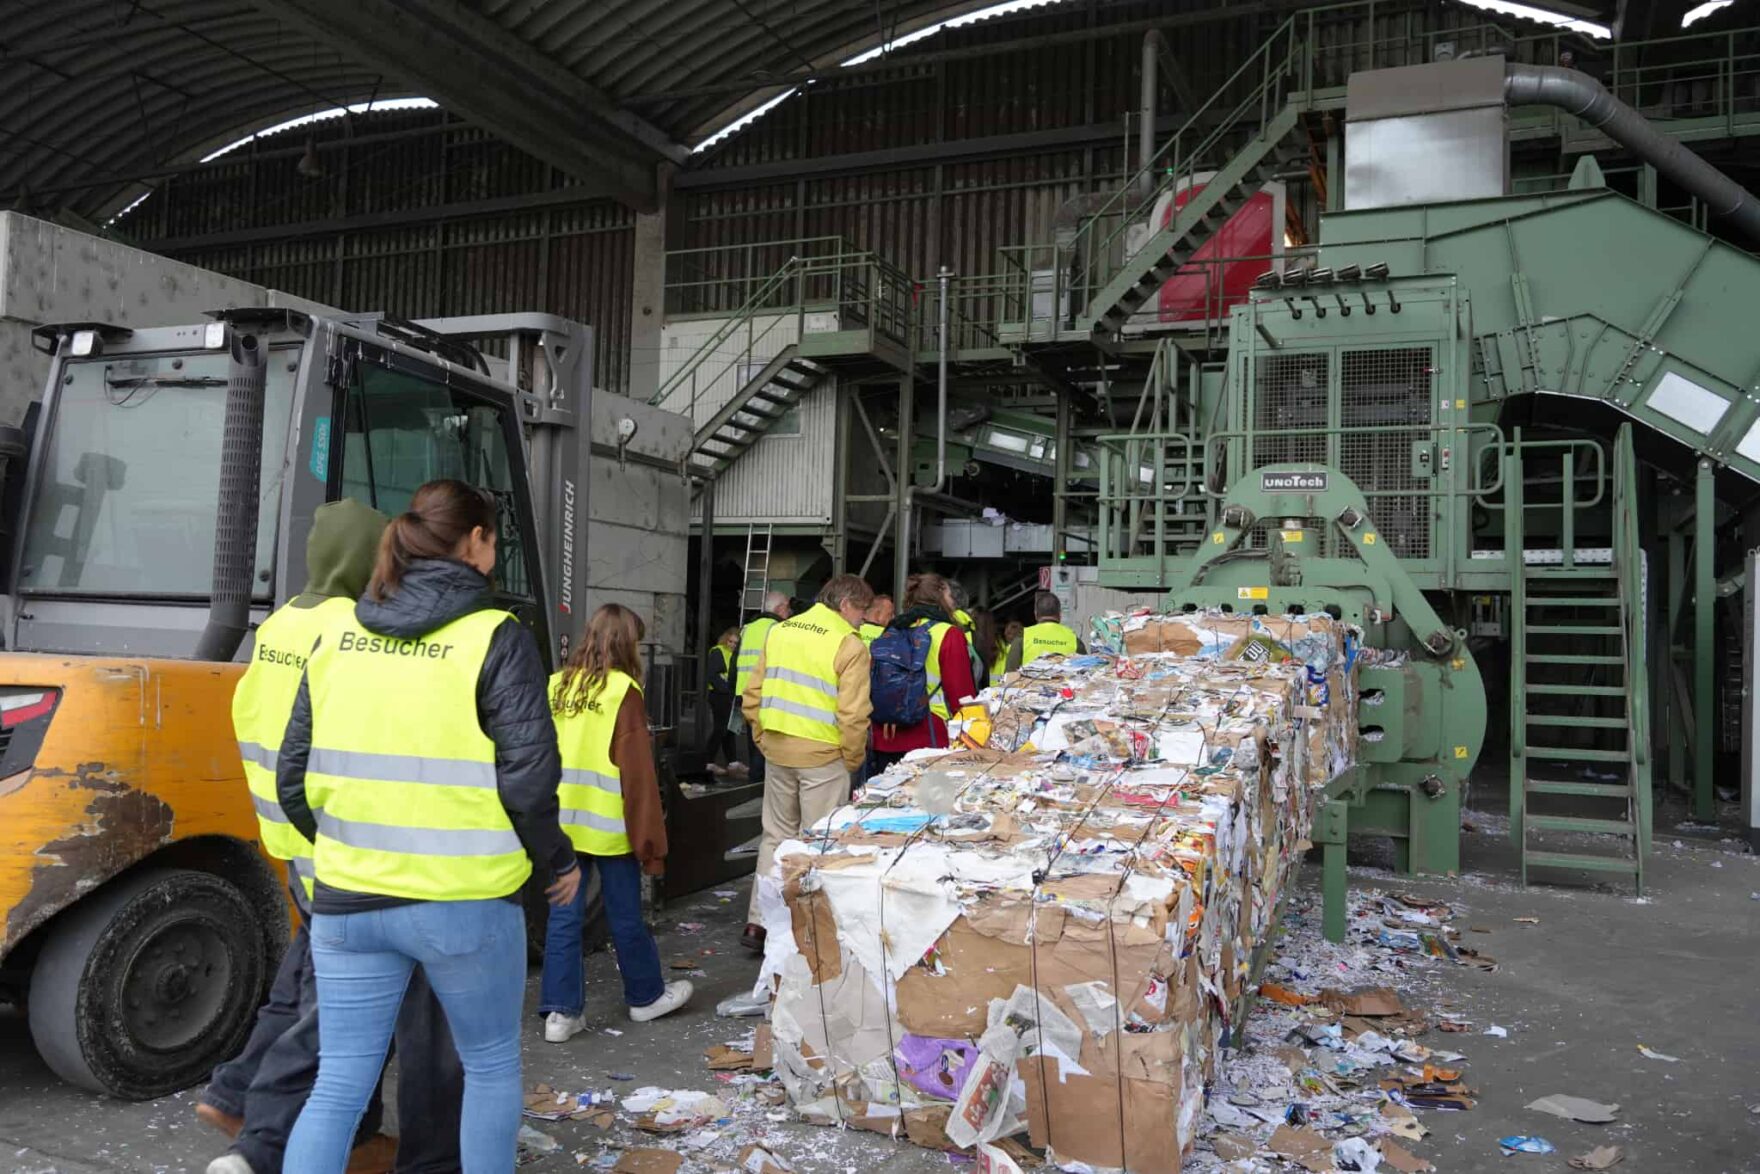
xmin=207 ymin=1155 xmax=254 ymax=1174
xmin=544 ymin=1011 xmax=585 ymax=1042
xmin=629 ymin=980 xmax=694 ymax=1023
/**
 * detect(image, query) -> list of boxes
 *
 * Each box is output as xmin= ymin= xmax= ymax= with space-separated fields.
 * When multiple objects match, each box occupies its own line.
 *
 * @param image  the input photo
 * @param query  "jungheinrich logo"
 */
xmin=559 ymin=479 xmax=576 ymax=616
xmin=1261 ymin=471 xmax=1328 ymax=492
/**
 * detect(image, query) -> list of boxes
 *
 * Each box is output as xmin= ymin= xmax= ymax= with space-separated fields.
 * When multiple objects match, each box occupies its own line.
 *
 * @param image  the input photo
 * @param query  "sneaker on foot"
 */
xmin=706 ymin=762 xmax=727 ymax=776
xmin=206 ymin=1155 xmax=254 ymax=1174
xmin=544 ymin=1011 xmax=586 ymax=1042
xmin=196 ymin=1102 xmax=244 ymax=1140
xmin=629 ymin=980 xmax=694 ymax=1023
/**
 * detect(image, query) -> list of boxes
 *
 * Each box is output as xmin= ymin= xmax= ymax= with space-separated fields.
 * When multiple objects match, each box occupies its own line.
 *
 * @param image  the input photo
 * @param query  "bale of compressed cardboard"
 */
xmin=757 ymin=612 xmax=1355 ymax=1174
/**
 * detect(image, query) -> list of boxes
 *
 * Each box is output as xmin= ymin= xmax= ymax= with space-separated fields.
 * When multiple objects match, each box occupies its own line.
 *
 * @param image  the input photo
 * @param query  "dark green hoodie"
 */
xmin=289 ymin=498 xmax=389 ymax=607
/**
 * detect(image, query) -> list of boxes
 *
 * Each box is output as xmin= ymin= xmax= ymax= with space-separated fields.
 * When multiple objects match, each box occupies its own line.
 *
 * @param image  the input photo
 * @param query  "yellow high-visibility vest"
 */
xmin=551 ymin=669 xmax=639 ymax=857
xmin=232 ymin=595 xmax=355 ymax=896
xmin=758 ymin=603 xmax=852 ymax=745
xmin=858 ymin=623 xmax=885 ymax=646
xmin=304 ymin=609 xmax=531 ymax=901
xmin=1021 ymin=620 xmax=1079 ymax=667
xmin=991 ymin=648 xmax=1009 ymax=681
xmin=915 ymin=619 xmax=958 ymax=720
xmin=734 ymin=615 xmax=778 ymax=697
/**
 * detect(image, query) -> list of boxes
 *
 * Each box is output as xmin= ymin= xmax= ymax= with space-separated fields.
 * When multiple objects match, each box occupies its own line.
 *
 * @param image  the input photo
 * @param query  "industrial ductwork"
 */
xmin=1504 ymin=64 xmax=1760 ymax=243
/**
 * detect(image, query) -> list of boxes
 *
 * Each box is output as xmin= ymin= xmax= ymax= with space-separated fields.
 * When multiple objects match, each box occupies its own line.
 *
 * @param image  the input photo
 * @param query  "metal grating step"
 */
xmin=1523 ymin=849 xmax=1640 ymax=874
xmin=1525 ymin=745 xmax=1631 ymax=762
xmin=1525 ymin=779 xmax=1631 ymax=798
xmin=1525 ymin=814 xmax=1635 ymax=836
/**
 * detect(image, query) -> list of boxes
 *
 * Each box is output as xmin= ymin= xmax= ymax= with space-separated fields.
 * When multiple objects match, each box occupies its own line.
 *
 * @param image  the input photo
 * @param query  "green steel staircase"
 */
xmin=1507 ymin=426 xmax=1650 ymax=890
xmin=1084 ymin=105 xmax=1305 ymax=338
xmin=686 ymin=345 xmax=827 ymax=478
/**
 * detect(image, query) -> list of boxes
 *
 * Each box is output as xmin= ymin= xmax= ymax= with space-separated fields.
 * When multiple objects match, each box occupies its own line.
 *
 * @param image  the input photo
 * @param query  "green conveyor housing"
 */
xmin=1319 ymin=188 xmax=1760 ymax=482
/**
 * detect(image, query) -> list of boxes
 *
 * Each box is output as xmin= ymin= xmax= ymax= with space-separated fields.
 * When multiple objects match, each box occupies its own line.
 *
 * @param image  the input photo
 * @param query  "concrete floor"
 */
xmin=1 ymin=799 xmax=1757 ymax=1174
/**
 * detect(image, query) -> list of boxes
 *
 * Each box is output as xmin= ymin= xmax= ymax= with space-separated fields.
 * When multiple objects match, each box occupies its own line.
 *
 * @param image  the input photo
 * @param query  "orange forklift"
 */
xmin=0 ymin=309 xmax=592 ymax=1098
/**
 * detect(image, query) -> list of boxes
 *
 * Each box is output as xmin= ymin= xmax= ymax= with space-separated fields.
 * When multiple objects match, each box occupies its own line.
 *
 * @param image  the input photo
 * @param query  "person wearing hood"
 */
xmin=204 ymin=498 xmax=465 ymax=1174
xmin=277 ymin=480 xmax=579 ymax=1174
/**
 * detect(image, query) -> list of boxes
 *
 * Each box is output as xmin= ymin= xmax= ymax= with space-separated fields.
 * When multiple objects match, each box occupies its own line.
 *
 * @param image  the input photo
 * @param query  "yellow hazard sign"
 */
xmin=1363 ymin=532 xmax=1378 ymax=545
xmin=1237 ymin=586 xmax=1269 ymax=600
xmin=1212 ymin=531 xmax=1226 ymax=544
xmin=1280 ymin=529 xmax=1305 ymax=542
xmin=1454 ymin=746 xmax=1469 ymax=759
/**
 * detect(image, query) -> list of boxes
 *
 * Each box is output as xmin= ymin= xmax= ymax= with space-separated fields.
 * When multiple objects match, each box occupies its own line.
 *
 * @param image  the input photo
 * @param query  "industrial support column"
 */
xmin=1695 ymin=459 xmax=1716 ymax=820
xmin=894 ymin=376 xmax=915 ymax=595
xmin=626 ymin=204 xmax=671 ymax=402
xmin=1053 ymin=393 xmax=1072 ymax=562
xmin=695 ymin=476 xmax=716 ymax=745
xmin=1666 ymin=509 xmax=1687 ymax=794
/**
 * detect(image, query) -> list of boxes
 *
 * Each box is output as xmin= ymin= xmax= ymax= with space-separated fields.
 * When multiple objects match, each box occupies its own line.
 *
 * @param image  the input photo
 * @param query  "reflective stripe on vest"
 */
xmin=758 ymin=603 xmax=852 ymax=745
xmin=550 ymin=668 xmax=638 ymax=856
xmin=915 ymin=619 xmax=956 ymax=720
xmin=1021 ymin=621 xmax=1078 ymax=667
xmin=304 ymin=608 xmax=530 ymax=902
xmin=231 ymin=595 xmax=356 ymax=892
xmin=734 ymin=616 xmax=778 ymax=697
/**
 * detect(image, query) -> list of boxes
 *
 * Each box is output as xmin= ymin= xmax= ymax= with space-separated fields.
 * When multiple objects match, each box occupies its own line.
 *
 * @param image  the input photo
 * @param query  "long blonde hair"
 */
xmin=553 ymin=604 xmax=645 ymax=714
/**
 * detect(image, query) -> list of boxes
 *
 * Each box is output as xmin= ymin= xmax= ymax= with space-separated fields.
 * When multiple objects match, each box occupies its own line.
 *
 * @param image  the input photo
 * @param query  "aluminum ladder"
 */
xmin=738 ymin=523 xmax=774 ymax=623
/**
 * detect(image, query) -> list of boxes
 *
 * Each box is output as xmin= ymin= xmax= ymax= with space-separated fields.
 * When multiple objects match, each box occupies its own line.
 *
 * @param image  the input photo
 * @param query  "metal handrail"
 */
xmin=650 ymin=256 xmax=803 ymax=410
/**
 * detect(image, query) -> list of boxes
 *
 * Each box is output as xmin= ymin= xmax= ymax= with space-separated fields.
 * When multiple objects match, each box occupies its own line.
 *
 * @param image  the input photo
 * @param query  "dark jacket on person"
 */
xmin=276 ymin=557 xmax=577 ymax=914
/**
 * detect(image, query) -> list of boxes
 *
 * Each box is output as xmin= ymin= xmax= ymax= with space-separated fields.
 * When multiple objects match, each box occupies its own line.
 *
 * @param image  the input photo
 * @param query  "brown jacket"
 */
xmin=741 ymin=632 xmax=872 ymax=772
xmin=611 ymin=688 xmax=668 ymax=876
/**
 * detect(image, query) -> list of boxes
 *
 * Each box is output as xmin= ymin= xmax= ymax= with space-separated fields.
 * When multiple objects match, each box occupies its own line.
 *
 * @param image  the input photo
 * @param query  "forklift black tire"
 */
xmin=523 ymin=862 xmax=609 ymax=963
xmin=27 ymin=867 xmax=268 ymax=1100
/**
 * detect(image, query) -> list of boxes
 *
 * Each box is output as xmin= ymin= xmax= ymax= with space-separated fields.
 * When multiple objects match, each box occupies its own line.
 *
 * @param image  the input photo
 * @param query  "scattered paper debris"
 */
xmin=1637 ymin=1044 xmax=1680 ymax=1062
xmin=1527 ymin=1094 xmax=1620 ymax=1124
xmin=1211 ymin=1133 xmax=1257 ymax=1161
xmin=1482 ymin=1024 xmax=1508 ymax=1038
xmin=1334 ymin=1136 xmax=1381 ymax=1172
xmin=1513 ymin=916 xmax=1540 ymax=924
xmin=1568 ymin=1145 xmax=1626 ymax=1170
xmin=517 ymin=1124 xmax=561 ymax=1153
xmin=1499 ymin=1136 xmax=1555 ymax=1155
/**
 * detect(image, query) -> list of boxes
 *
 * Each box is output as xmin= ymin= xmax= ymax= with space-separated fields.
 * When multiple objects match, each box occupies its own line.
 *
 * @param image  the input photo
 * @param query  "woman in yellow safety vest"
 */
xmin=540 ymin=604 xmax=692 ymax=1043
xmin=279 ymin=479 xmax=580 ymax=1174
xmin=997 ymin=620 xmax=1024 ymax=680
xmin=701 ymin=625 xmax=740 ymax=774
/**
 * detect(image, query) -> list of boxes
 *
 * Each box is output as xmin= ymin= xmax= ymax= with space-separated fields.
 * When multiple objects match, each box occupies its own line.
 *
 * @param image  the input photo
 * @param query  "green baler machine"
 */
xmin=1099 ymin=182 xmax=1760 ymax=930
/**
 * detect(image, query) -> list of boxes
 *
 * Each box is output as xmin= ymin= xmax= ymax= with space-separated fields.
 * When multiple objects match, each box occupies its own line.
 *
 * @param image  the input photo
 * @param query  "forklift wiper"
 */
xmin=103 ymin=375 xmax=228 ymax=389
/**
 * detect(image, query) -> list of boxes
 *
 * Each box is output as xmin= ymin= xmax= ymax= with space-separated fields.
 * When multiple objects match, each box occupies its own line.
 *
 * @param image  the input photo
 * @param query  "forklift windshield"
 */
xmin=18 ymin=349 xmax=296 ymax=597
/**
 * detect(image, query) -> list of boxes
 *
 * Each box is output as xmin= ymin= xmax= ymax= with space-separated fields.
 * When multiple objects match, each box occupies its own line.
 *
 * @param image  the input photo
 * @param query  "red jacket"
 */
xmin=872 ymin=624 xmax=978 ymax=752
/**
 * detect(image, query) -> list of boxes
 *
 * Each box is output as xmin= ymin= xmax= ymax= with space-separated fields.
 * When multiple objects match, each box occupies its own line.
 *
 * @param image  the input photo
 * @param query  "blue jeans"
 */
xmin=539 ymin=854 xmax=664 ymax=1014
xmin=287 ymin=900 xmax=524 ymax=1174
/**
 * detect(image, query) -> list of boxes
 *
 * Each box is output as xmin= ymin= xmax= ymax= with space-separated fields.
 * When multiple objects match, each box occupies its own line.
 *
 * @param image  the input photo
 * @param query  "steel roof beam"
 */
xmin=245 ymin=0 xmax=688 ymax=210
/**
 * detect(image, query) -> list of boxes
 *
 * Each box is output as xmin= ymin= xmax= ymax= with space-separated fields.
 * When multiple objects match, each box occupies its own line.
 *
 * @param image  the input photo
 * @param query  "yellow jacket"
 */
xmin=741 ymin=632 xmax=872 ymax=772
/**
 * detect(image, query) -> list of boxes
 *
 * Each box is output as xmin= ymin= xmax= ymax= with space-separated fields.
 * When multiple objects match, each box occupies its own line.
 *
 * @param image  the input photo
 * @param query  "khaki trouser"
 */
xmin=748 ymin=759 xmax=850 ymax=922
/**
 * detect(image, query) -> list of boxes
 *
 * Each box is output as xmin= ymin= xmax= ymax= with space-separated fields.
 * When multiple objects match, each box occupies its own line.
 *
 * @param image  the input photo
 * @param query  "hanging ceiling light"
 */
xmin=295 ymin=135 xmax=324 ymax=178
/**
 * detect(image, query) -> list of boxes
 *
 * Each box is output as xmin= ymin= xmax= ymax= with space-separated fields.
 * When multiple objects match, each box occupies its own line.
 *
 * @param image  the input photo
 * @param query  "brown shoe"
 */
xmin=345 ymin=1134 xmax=398 ymax=1174
xmin=740 ymin=923 xmax=767 ymax=953
xmin=195 ymin=1102 xmax=243 ymax=1140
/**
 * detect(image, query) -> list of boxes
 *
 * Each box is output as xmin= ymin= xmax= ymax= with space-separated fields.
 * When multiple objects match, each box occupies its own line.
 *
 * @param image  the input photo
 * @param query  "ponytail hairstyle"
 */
xmin=366 ymin=479 xmax=498 ymax=601
xmin=902 ymin=571 xmax=954 ymax=614
xmin=554 ymin=603 xmax=646 ymax=715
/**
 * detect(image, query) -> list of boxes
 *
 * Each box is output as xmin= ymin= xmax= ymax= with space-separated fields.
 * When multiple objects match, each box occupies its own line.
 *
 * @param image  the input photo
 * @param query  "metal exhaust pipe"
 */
xmin=194 ymin=330 xmax=267 ymax=662
xmin=1504 ymin=63 xmax=1760 ymax=243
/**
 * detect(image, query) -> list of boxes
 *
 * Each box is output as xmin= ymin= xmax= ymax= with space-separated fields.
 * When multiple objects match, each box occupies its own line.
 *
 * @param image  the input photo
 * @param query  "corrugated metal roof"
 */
xmin=0 ymin=0 xmax=1018 ymax=218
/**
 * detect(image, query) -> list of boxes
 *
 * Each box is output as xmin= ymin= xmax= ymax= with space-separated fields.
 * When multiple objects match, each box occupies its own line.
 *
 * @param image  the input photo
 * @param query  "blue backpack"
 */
xmin=870 ymin=624 xmax=936 ymax=727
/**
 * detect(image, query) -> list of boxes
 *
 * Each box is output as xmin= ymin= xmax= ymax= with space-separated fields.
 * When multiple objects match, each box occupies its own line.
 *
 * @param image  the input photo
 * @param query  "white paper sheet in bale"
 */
xmin=810 ymin=845 xmax=964 ymax=985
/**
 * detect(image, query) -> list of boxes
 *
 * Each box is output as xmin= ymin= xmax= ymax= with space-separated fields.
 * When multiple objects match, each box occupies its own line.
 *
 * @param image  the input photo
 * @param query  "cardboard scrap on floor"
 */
xmin=754 ymin=610 xmax=1358 ymax=1173
xmin=613 ymin=1149 xmax=683 ymax=1174
xmin=1569 ymin=1145 xmax=1626 ymax=1170
xmin=1527 ymin=1094 xmax=1620 ymax=1124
